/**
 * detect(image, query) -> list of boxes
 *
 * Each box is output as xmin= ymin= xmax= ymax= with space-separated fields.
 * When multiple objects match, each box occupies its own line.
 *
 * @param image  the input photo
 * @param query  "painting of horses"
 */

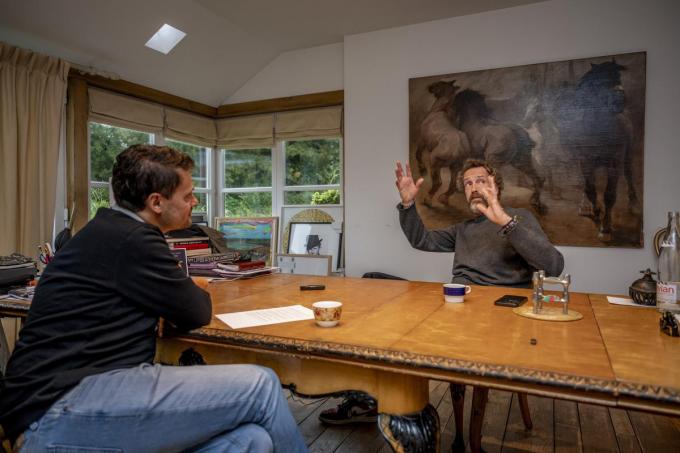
xmin=409 ymin=52 xmax=645 ymax=247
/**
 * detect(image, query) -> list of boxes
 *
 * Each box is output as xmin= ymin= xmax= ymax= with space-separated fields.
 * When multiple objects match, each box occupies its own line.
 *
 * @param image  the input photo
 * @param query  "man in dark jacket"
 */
xmin=0 ymin=145 xmax=306 ymax=452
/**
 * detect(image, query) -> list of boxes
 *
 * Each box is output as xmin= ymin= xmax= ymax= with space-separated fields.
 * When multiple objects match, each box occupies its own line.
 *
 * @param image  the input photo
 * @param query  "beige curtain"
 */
xmin=0 ymin=42 xmax=70 ymax=256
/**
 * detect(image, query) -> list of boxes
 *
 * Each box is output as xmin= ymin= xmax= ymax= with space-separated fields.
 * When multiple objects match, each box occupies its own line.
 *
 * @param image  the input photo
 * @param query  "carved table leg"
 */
xmin=449 ymin=383 xmax=466 ymax=453
xmin=378 ymin=403 xmax=440 ymax=453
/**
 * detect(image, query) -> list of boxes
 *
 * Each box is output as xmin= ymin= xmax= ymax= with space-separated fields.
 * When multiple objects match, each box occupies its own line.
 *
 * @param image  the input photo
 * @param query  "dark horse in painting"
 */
xmin=452 ymin=89 xmax=546 ymax=214
xmin=553 ymin=60 xmax=637 ymax=241
xmin=414 ymin=80 xmax=471 ymax=206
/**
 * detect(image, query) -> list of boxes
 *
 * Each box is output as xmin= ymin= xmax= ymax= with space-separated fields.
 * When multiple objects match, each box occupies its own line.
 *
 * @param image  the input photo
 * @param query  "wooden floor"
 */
xmin=287 ymin=381 xmax=680 ymax=452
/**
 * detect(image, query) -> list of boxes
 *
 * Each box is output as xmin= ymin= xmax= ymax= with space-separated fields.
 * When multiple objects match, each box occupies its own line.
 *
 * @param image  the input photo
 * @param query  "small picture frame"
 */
xmin=214 ymin=217 xmax=278 ymax=266
xmin=287 ymin=222 xmax=342 ymax=272
xmin=276 ymin=254 xmax=332 ymax=276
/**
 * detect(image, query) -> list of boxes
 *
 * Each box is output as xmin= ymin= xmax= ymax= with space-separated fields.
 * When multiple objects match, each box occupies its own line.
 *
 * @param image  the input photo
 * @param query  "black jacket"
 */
xmin=0 ymin=209 xmax=212 ymax=440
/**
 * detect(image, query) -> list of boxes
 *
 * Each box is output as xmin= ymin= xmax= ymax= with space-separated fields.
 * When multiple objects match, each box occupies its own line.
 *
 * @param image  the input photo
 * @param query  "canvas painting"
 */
xmin=409 ymin=52 xmax=646 ymax=247
xmin=214 ymin=217 xmax=278 ymax=266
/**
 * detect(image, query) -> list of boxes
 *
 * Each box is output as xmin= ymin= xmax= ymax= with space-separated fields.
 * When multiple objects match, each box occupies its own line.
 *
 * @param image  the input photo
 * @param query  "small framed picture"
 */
xmin=214 ymin=217 xmax=278 ymax=266
xmin=287 ymin=222 xmax=342 ymax=272
xmin=276 ymin=254 xmax=332 ymax=276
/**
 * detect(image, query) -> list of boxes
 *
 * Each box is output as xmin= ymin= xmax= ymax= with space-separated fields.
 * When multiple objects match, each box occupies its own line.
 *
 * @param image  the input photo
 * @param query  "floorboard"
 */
xmin=285 ymin=383 xmax=680 ymax=453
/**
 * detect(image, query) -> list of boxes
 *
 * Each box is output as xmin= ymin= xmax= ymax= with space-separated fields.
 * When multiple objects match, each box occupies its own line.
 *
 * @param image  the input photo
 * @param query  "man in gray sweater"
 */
xmin=320 ymin=159 xmax=563 ymax=452
xmin=396 ymin=158 xmax=564 ymax=285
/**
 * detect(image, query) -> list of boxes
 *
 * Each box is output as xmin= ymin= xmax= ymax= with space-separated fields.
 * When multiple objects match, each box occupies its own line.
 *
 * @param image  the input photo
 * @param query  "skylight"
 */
xmin=145 ymin=24 xmax=186 ymax=55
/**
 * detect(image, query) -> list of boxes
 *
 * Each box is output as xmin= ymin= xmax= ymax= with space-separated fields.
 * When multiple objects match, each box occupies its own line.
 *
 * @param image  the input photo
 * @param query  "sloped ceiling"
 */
xmin=0 ymin=0 xmax=544 ymax=106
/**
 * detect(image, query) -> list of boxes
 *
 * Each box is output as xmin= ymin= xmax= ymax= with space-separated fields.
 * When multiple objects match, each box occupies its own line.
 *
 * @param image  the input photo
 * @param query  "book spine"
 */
xmin=219 ymin=260 xmax=266 ymax=271
xmin=171 ymin=243 xmax=210 ymax=250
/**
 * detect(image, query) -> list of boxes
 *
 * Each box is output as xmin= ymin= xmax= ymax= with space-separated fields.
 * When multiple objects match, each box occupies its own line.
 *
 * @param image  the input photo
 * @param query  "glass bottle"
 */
xmin=657 ymin=211 xmax=680 ymax=312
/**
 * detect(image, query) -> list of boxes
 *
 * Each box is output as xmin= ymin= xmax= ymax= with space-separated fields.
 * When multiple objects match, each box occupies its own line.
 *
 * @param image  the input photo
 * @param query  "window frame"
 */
xmin=279 ymin=137 xmax=343 ymax=208
xmin=87 ymin=127 xmax=344 ymax=224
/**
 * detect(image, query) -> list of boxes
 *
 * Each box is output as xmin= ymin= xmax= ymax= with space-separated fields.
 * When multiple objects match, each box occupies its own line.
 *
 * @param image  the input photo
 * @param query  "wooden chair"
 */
xmin=450 ymin=384 xmax=532 ymax=453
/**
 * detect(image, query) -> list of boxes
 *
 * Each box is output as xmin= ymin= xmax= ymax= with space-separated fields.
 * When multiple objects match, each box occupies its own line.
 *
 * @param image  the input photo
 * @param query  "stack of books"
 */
xmin=186 ymin=251 xmax=241 ymax=277
xmin=166 ymin=236 xmax=212 ymax=257
xmin=212 ymin=260 xmax=276 ymax=278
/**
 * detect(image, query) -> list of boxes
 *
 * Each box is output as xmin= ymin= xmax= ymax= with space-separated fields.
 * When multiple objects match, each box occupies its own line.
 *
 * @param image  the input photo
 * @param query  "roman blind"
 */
xmin=216 ymin=114 xmax=274 ymax=149
xmin=89 ymin=88 xmax=164 ymax=133
xmin=274 ymin=106 xmax=342 ymax=140
xmin=164 ymin=108 xmax=217 ymax=148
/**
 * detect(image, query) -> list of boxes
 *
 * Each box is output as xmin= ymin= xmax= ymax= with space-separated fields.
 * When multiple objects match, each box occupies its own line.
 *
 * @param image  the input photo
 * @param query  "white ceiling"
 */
xmin=0 ymin=0 xmax=544 ymax=107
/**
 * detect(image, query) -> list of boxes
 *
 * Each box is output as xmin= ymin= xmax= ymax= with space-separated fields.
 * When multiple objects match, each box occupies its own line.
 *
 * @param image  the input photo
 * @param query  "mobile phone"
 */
xmin=494 ymin=295 xmax=527 ymax=307
xmin=300 ymin=284 xmax=325 ymax=291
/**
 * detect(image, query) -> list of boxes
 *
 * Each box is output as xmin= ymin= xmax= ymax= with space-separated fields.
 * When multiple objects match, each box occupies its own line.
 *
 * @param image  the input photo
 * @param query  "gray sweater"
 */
xmin=398 ymin=204 xmax=564 ymax=287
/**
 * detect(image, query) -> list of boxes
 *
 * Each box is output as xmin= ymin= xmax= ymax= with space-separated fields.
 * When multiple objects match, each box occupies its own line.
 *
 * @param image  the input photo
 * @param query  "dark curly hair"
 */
xmin=112 ymin=144 xmax=194 ymax=212
xmin=457 ymin=158 xmax=504 ymax=199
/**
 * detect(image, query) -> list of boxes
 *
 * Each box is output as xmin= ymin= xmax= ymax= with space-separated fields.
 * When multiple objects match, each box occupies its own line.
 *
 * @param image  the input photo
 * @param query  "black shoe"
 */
xmin=319 ymin=396 xmax=378 ymax=425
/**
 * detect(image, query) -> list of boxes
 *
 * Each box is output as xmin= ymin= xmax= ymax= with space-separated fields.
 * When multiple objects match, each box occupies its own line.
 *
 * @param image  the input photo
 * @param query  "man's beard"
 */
xmin=468 ymin=193 xmax=487 ymax=214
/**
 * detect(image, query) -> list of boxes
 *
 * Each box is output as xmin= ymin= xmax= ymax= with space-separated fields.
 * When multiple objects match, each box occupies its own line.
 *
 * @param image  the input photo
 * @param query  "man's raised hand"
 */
xmin=395 ymin=161 xmax=424 ymax=205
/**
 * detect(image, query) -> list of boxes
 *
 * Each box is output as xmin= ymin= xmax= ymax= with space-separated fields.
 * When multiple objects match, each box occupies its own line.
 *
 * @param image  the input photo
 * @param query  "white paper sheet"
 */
xmin=607 ymin=296 xmax=655 ymax=308
xmin=216 ymin=304 xmax=314 ymax=329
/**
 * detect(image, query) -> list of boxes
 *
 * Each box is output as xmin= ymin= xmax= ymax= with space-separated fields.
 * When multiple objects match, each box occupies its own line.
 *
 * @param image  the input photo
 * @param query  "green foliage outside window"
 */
xmin=90 ymin=187 xmax=110 ymax=217
xmin=224 ymin=149 xmax=272 ymax=188
xmin=284 ymin=139 xmax=341 ymax=205
xmin=285 ymin=139 xmax=340 ymax=186
xmin=224 ymin=192 xmax=272 ymax=217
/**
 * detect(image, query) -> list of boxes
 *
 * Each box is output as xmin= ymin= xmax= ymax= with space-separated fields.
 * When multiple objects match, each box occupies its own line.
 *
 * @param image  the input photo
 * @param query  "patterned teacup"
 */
xmin=443 ymin=283 xmax=472 ymax=303
xmin=312 ymin=301 xmax=343 ymax=327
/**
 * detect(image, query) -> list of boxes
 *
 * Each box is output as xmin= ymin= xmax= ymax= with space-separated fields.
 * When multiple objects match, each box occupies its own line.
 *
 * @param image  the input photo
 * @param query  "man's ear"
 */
xmin=145 ymin=193 xmax=163 ymax=214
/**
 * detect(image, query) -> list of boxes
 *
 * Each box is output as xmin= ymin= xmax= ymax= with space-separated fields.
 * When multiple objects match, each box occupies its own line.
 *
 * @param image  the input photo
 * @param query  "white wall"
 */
xmin=224 ymin=43 xmax=344 ymax=104
xmin=344 ymin=0 xmax=680 ymax=294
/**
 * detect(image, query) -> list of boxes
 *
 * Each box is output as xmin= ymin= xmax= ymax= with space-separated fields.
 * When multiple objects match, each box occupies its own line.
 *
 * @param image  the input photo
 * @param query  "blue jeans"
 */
xmin=20 ymin=363 xmax=307 ymax=453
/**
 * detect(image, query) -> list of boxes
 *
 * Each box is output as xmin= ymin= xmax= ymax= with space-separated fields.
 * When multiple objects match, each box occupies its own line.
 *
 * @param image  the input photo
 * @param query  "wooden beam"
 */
xmin=69 ymin=69 xmax=217 ymax=117
xmin=66 ymin=77 xmax=90 ymax=233
xmin=216 ymin=90 xmax=344 ymax=118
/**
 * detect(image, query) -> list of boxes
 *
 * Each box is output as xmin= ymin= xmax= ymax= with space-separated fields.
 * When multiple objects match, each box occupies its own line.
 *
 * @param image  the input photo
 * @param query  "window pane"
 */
xmin=285 ymin=139 xmax=340 ymax=186
xmin=167 ymin=139 xmax=209 ymax=189
xmin=193 ymin=192 xmax=208 ymax=216
xmin=89 ymin=123 xmax=151 ymax=183
xmin=89 ymin=186 xmax=110 ymax=219
xmin=284 ymin=189 xmax=340 ymax=205
xmin=223 ymin=149 xmax=271 ymax=188
xmin=223 ymin=192 xmax=272 ymax=217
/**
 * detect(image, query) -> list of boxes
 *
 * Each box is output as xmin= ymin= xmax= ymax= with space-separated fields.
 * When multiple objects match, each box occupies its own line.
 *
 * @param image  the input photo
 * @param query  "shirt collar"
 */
xmin=111 ymin=205 xmax=145 ymax=223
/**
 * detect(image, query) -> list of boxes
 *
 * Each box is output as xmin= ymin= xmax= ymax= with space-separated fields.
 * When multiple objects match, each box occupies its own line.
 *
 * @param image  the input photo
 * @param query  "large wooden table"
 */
xmin=155 ymin=274 xmax=680 ymax=451
xmin=3 ymin=274 xmax=679 ymax=451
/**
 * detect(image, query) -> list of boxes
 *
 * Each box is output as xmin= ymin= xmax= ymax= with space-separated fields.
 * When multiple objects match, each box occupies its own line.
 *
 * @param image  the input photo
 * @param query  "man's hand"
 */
xmin=395 ymin=161 xmax=424 ymax=205
xmin=191 ymin=276 xmax=211 ymax=290
xmin=474 ymin=176 xmax=512 ymax=226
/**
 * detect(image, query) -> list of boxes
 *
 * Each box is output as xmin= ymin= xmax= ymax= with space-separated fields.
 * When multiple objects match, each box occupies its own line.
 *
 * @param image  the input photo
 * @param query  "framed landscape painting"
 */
xmin=214 ymin=217 xmax=278 ymax=266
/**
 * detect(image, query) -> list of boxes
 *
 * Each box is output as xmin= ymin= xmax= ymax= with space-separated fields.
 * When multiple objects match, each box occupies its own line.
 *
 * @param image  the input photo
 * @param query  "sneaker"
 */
xmin=319 ymin=395 xmax=378 ymax=425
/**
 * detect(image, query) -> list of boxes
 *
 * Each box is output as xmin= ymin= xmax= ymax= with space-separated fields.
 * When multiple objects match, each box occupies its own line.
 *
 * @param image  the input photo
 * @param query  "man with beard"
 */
xmin=396 ymin=158 xmax=563 ymax=286
xmin=319 ymin=159 xmax=563 ymax=450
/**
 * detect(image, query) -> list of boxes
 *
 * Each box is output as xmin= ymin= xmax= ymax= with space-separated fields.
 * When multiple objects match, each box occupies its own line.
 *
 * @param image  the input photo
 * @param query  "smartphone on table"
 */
xmin=494 ymin=294 xmax=528 ymax=307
